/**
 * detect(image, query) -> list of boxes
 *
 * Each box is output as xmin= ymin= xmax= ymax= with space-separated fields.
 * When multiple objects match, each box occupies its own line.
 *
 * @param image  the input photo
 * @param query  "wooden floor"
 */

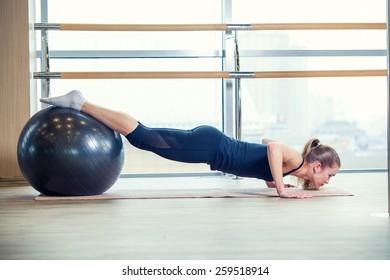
xmin=0 ymin=172 xmax=389 ymax=260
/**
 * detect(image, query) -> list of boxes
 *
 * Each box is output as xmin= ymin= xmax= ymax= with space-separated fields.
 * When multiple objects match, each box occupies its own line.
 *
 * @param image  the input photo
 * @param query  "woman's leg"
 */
xmin=41 ymin=90 xmax=223 ymax=165
xmin=81 ymin=102 xmax=138 ymax=135
xmin=40 ymin=90 xmax=138 ymax=135
xmin=126 ymin=124 xmax=223 ymax=165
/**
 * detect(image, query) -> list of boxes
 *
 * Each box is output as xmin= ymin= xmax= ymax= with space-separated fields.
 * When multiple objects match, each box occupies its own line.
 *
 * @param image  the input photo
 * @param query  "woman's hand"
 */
xmin=278 ymin=191 xmax=313 ymax=199
xmin=265 ymin=181 xmax=311 ymax=198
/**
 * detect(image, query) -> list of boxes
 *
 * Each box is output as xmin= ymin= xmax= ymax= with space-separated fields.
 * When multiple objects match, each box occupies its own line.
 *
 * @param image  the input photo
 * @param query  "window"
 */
xmin=233 ymin=0 xmax=387 ymax=169
xmin=35 ymin=0 xmax=387 ymax=173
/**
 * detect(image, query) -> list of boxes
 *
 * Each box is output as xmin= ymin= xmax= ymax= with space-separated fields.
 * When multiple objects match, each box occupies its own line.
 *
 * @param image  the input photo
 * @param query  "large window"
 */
xmin=233 ymin=0 xmax=387 ymax=169
xmin=35 ymin=0 xmax=387 ymax=173
xmin=37 ymin=0 xmax=223 ymax=174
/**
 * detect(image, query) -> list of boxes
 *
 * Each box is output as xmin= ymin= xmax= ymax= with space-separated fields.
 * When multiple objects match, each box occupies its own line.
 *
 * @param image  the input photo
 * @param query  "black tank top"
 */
xmin=210 ymin=135 xmax=304 ymax=181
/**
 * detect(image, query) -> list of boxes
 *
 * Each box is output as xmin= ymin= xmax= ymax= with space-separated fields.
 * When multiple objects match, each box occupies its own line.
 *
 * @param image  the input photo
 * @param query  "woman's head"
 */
xmin=299 ymin=138 xmax=341 ymax=190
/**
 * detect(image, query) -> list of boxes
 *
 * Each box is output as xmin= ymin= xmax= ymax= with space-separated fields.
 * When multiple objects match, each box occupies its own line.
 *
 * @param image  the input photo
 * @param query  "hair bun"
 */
xmin=311 ymin=138 xmax=321 ymax=148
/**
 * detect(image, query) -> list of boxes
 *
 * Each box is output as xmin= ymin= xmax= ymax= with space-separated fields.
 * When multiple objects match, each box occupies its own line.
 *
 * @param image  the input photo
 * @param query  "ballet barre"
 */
xmin=33 ymin=70 xmax=387 ymax=79
xmin=34 ymin=22 xmax=387 ymax=31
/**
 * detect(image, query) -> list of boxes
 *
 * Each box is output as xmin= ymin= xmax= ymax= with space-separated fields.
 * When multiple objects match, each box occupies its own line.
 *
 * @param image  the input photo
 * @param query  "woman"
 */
xmin=40 ymin=90 xmax=341 ymax=199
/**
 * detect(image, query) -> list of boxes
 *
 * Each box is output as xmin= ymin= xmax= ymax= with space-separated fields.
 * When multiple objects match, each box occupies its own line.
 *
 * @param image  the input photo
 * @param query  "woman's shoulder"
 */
xmin=267 ymin=142 xmax=302 ymax=161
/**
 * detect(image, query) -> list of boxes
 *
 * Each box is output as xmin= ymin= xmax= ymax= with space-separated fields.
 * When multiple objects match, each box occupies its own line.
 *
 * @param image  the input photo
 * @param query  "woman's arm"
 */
xmin=267 ymin=142 xmax=312 ymax=199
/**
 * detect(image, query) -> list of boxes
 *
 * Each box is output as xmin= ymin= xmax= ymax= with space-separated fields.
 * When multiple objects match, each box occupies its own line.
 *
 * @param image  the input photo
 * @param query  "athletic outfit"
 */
xmin=39 ymin=91 xmax=305 ymax=181
xmin=126 ymin=123 xmax=303 ymax=181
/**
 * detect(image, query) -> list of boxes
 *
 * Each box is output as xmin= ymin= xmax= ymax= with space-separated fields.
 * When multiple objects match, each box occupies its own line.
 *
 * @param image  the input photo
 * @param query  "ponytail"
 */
xmin=302 ymin=138 xmax=321 ymax=158
xmin=299 ymin=138 xmax=341 ymax=190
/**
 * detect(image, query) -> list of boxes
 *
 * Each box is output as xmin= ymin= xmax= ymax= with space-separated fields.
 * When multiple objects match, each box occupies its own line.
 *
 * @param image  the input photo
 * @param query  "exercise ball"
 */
xmin=17 ymin=107 xmax=124 ymax=196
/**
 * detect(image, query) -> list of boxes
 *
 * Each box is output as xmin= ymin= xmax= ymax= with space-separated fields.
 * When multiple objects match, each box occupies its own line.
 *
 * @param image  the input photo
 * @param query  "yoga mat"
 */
xmin=34 ymin=187 xmax=352 ymax=201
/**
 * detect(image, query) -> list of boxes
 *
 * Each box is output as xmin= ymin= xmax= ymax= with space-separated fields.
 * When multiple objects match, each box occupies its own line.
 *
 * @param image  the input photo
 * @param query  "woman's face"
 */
xmin=310 ymin=163 xmax=339 ymax=189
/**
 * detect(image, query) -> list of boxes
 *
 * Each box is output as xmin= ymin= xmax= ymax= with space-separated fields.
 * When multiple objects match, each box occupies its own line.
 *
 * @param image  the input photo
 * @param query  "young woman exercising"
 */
xmin=40 ymin=90 xmax=341 ymax=199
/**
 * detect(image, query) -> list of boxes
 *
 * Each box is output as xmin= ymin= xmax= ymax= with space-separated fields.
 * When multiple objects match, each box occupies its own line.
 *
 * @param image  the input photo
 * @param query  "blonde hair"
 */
xmin=299 ymin=138 xmax=341 ymax=190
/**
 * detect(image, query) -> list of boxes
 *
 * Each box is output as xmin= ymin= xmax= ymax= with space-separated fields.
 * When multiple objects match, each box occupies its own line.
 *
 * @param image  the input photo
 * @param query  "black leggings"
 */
xmin=125 ymin=123 xmax=223 ymax=165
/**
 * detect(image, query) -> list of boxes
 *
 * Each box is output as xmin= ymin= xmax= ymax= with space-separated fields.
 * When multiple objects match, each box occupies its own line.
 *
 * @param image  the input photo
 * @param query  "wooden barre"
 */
xmin=254 ymin=70 xmax=387 ymax=78
xmin=33 ymin=70 xmax=387 ymax=79
xmin=60 ymin=23 xmax=227 ymax=31
xmin=34 ymin=23 xmax=387 ymax=31
xmin=62 ymin=71 xmax=230 ymax=79
xmin=249 ymin=23 xmax=387 ymax=30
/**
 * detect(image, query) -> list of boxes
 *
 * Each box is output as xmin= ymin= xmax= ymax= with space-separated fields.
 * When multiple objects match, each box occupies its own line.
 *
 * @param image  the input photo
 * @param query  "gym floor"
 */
xmin=0 ymin=172 xmax=389 ymax=260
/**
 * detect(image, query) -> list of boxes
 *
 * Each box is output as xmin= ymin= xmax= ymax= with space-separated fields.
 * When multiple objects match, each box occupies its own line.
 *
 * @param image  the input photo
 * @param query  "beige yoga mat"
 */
xmin=34 ymin=187 xmax=352 ymax=201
